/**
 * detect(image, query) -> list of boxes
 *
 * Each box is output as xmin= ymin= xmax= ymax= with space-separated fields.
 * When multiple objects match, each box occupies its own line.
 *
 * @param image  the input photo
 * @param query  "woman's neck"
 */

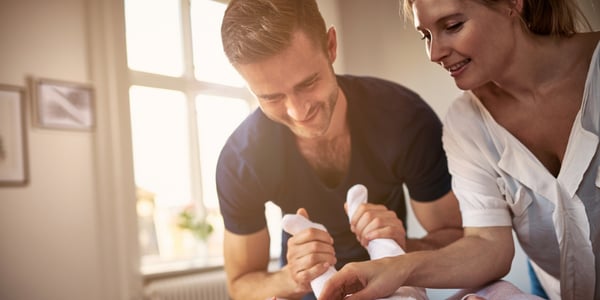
xmin=488 ymin=32 xmax=598 ymax=105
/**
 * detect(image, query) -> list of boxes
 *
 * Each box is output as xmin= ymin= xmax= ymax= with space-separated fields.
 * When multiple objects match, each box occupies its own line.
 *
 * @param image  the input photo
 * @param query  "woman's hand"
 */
xmin=318 ymin=257 xmax=406 ymax=300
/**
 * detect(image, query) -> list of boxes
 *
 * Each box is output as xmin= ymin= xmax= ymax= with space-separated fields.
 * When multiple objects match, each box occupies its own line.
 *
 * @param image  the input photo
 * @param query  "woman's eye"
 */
xmin=419 ymin=32 xmax=431 ymax=41
xmin=446 ymin=22 xmax=464 ymax=32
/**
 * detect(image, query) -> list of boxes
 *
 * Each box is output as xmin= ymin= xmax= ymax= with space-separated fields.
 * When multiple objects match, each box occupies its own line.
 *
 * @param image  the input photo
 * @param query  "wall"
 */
xmin=0 ymin=0 xmax=140 ymax=299
xmin=581 ymin=0 xmax=600 ymax=30
xmin=338 ymin=0 xmax=459 ymax=118
xmin=317 ymin=0 xmax=346 ymax=75
xmin=0 ymin=0 xmax=103 ymax=299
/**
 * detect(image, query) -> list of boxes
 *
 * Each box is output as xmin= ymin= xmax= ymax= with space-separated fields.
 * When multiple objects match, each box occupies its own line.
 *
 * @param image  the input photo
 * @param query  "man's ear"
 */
xmin=326 ymin=26 xmax=338 ymax=63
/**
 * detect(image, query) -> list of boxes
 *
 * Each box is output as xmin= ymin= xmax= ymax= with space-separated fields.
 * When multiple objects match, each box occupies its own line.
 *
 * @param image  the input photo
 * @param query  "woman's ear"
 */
xmin=510 ymin=0 xmax=524 ymax=15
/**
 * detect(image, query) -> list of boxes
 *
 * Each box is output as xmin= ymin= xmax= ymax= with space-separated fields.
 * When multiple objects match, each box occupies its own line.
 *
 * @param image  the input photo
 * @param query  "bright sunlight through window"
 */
xmin=125 ymin=0 xmax=184 ymax=76
xmin=191 ymin=0 xmax=245 ymax=86
xmin=125 ymin=0 xmax=282 ymax=275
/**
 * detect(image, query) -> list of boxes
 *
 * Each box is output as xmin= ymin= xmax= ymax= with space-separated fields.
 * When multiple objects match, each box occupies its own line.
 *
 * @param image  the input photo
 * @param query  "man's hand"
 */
xmin=346 ymin=203 xmax=407 ymax=249
xmin=284 ymin=208 xmax=337 ymax=293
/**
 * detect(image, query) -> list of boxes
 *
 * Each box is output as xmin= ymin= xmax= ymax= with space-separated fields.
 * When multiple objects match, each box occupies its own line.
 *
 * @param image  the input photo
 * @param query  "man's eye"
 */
xmin=261 ymin=95 xmax=283 ymax=102
xmin=301 ymin=79 xmax=317 ymax=89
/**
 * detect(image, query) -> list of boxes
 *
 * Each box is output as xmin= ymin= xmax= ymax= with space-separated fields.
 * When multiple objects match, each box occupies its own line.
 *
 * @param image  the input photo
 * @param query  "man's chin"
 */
xmin=293 ymin=128 xmax=327 ymax=139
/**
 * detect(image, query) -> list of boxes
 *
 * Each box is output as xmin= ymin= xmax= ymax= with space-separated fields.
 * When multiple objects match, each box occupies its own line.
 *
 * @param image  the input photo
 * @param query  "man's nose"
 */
xmin=286 ymin=95 xmax=310 ymax=121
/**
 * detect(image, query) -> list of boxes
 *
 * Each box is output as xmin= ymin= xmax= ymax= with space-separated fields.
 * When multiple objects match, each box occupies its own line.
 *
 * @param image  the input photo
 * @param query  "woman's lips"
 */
xmin=446 ymin=58 xmax=471 ymax=77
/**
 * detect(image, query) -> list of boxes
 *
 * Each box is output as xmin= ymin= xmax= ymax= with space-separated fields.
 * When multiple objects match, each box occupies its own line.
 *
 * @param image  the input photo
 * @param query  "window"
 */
xmin=124 ymin=0 xmax=281 ymax=275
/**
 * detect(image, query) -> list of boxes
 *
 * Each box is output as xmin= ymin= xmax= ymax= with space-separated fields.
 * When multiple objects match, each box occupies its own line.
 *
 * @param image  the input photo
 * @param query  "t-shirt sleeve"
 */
xmin=216 ymin=142 xmax=268 ymax=235
xmin=401 ymin=104 xmax=452 ymax=202
xmin=442 ymin=93 xmax=512 ymax=227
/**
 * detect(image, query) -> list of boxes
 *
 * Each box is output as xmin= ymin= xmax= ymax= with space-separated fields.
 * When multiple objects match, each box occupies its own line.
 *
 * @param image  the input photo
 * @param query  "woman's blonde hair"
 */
xmin=401 ymin=0 xmax=591 ymax=36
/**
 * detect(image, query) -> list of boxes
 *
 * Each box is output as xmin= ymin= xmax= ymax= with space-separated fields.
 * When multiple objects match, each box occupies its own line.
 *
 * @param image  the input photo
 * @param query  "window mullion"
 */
xmin=186 ymin=91 xmax=206 ymax=218
xmin=180 ymin=0 xmax=195 ymax=81
xmin=180 ymin=0 xmax=206 ymax=218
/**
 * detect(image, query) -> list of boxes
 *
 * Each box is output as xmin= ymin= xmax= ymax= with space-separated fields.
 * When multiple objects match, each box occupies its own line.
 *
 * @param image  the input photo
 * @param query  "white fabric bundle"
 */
xmin=346 ymin=184 xmax=427 ymax=300
xmin=279 ymin=184 xmax=428 ymax=300
xmin=281 ymin=214 xmax=337 ymax=298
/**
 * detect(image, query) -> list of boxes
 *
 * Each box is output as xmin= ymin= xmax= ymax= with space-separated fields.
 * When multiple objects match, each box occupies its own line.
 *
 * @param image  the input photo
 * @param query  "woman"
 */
xmin=318 ymin=0 xmax=599 ymax=299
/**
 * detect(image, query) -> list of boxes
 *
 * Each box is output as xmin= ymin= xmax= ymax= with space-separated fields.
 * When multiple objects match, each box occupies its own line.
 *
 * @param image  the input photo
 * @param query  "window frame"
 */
xmin=126 ymin=0 xmax=255 ymax=277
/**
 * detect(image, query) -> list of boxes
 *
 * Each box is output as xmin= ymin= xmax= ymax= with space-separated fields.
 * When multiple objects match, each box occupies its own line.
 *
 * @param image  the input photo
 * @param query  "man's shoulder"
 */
xmin=219 ymin=109 xmax=288 ymax=166
xmin=337 ymin=74 xmax=418 ymax=97
xmin=339 ymin=74 xmax=437 ymax=124
xmin=339 ymin=75 xmax=425 ymax=107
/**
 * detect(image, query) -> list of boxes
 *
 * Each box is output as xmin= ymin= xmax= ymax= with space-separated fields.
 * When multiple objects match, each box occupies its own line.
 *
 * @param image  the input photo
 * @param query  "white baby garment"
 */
xmin=281 ymin=214 xmax=337 ymax=298
xmin=346 ymin=184 xmax=428 ymax=300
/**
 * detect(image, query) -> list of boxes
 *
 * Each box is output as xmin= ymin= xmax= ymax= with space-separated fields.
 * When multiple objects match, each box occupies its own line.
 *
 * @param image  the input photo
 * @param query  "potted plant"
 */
xmin=177 ymin=205 xmax=214 ymax=242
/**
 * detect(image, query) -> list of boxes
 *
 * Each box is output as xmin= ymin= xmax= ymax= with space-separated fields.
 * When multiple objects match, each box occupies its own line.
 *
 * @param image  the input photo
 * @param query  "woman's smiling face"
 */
xmin=411 ymin=0 xmax=518 ymax=90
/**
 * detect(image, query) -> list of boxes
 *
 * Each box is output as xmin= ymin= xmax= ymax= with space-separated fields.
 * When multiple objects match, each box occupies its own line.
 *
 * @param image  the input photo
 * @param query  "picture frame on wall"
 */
xmin=31 ymin=77 xmax=95 ymax=130
xmin=0 ymin=84 xmax=28 ymax=186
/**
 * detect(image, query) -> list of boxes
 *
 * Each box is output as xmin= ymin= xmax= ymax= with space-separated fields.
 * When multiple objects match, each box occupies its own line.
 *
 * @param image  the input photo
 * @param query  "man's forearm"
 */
xmin=406 ymin=227 xmax=463 ymax=252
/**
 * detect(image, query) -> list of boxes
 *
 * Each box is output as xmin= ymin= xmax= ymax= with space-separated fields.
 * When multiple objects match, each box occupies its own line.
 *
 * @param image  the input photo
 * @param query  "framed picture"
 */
xmin=0 ymin=84 xmax=28 ymax=186
xmin=31 ymin=77 xmax=95 ymax=130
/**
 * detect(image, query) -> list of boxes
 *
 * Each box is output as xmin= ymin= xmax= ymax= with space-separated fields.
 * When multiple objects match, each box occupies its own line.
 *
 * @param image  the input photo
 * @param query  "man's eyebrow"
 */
xmin=294 ymin=73 xmax=319 ymax=90
xmin=254 ymin=73 xmax=319 ymax=99
xmin=255 ymin=91 xmax=283 ymax=99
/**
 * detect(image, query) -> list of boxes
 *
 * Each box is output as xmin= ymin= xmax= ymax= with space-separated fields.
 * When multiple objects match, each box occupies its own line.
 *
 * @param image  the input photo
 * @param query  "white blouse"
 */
xmin=442 ymin=41 xmax=600 ymax=300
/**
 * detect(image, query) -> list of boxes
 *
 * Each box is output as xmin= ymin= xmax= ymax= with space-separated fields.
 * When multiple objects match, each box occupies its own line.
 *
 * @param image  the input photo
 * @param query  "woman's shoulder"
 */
xmin=443 ymin=91 xmax=493 ymax=140
xmin=445 ymin=92 xmax=482 ymax=124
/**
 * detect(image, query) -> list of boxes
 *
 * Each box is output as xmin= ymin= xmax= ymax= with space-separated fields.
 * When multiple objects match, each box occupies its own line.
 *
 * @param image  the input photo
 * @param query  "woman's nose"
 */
xmin=428 ymin=37 xmax=449 ymax=64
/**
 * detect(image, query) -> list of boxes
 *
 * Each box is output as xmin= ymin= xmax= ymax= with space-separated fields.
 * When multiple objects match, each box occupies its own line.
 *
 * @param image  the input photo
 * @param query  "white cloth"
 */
xmin=281 ymin=214 xmax=337 ymax=298
xmin=346 ymin=184 xmax=406 ymax=258
xmin=442 ymin=41 xmax=600 ymax=300
xmin=346 ymin=184 xmax=427 ymax=300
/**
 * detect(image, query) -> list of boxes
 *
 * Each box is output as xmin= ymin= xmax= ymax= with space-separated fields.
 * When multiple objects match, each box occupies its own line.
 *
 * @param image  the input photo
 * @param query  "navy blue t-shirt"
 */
xmin=216 ymin=75 xmax=450 ymax=299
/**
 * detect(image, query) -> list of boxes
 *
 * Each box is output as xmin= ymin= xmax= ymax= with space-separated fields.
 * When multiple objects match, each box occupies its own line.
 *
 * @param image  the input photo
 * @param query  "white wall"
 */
xmin=0 ymin=0 xmax=139 ymax=300
xmin=338 ymin=0 xmax=459 ymax=117
xmin=0 ymin=1 xmax=102 ymax=299
xmin=581 ymin=0 xmax=600 ymax=30
xmin=317 ymin=0 xmax=346 ymax=75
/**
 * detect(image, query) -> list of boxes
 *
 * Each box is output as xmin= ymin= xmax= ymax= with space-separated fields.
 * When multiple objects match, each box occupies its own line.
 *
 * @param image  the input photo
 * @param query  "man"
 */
xmin=216 ymin=0 xmax=462 ymax=299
